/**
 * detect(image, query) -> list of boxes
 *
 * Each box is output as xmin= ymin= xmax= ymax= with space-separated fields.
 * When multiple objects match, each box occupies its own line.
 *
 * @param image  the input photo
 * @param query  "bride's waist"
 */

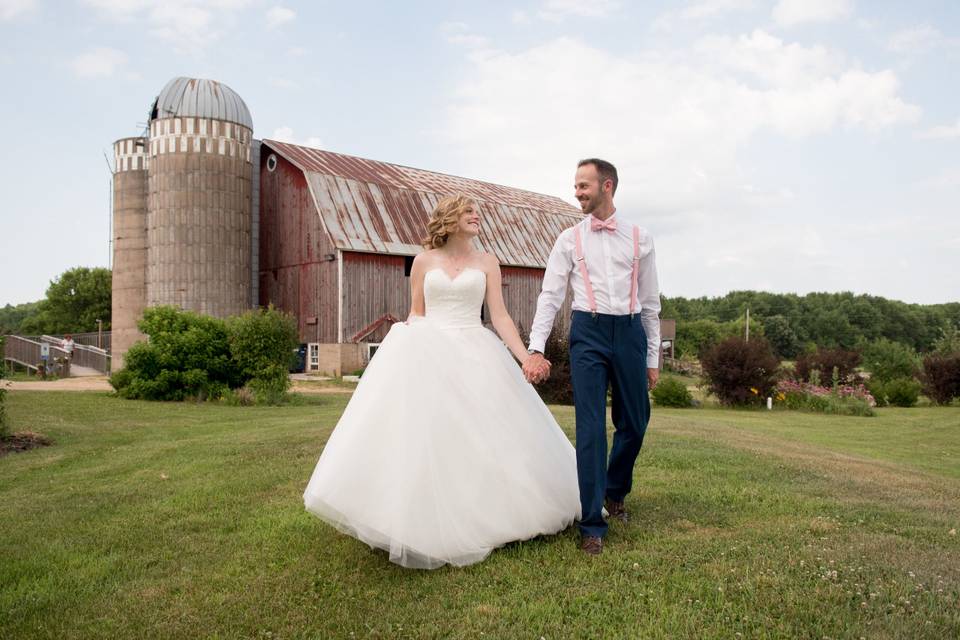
xmin=418 ymin=313 xmax=483 ymax=329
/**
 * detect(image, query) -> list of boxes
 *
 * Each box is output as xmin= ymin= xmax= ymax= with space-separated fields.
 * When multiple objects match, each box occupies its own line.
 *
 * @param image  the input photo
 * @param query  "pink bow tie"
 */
xmin=590 ymin=216 xmax=617 ymax=232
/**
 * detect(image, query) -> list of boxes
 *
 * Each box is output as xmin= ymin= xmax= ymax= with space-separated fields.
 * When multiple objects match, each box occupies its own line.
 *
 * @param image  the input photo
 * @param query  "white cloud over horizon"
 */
xmin=69 ymin=46 xmax=130 ymax=78
xmin=772 ymin=0 xmax=853 ymax=27
xmin=266 ymin=5 xmax=295 ymax=29
xmin=271 ymin=126 xmax=323 ymax=150
xmin=538 ymin=0 xmax=620 ymax=22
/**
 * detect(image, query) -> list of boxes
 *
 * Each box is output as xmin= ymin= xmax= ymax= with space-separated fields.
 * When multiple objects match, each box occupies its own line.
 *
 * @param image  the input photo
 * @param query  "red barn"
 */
xmin=258 ymin=140 xmax=581 ymax=375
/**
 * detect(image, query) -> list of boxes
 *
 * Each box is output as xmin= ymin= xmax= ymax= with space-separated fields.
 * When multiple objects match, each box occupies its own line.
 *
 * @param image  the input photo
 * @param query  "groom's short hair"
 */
xmin=577 ymin=158 xmax=618 ymax=194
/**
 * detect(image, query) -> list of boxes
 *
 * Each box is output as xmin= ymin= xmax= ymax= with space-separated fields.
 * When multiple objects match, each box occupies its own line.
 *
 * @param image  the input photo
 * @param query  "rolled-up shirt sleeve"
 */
xmin=528 ymin=230 xmax=573 ymax=354
xmin=638 ymin=235 xmax=662 ymax=368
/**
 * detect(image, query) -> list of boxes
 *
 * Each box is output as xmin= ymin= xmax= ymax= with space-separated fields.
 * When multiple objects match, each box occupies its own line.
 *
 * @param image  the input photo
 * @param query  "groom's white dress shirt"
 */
xmin=528 ymin=213 xmax=662 ymax=368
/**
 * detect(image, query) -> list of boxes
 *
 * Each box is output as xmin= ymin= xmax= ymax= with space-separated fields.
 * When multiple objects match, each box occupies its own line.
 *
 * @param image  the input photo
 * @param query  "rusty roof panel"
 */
xmin=266 ymin=139 xmax=583 ymax=268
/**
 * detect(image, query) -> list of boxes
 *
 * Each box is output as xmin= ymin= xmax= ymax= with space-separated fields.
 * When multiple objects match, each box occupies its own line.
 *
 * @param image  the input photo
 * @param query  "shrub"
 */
xmin=921 ymin=354 xmax=960 ymax=405
xmin=222 ymin=386 xmax=255 ymax=406
xmin=536 ymin=330 xmax=574 ymax=405
xmin=227 ymin=306 xmax=298 ymax=404
xmin=110 ymin=306 xmax=236 ymax=401
xmin=861 ymin=339 xmax=918 ymax=383
xmin=865 ymin=378 xmax=889 ymax=408
xmin=112 ymin=305 xmax=298 ymax=403
xmin=795 ymin=347 xmax=862 ymax=385
xmin=700 ymin=337 xmax=780 ymax=406
xmin=651 ymin=376 xmax=693 ymax=407
xmin=247 ymin=364 xmax=291 ymax=405
xmin=227 ymin=306 xmax=299 ymax=381
xmin=882 ymin=377 xmax=921 ymax=408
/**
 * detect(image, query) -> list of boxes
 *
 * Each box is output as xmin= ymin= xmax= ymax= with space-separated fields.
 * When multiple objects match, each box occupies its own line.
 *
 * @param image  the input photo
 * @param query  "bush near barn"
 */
xmin=110 ymin=305 xmax=298 ymax=404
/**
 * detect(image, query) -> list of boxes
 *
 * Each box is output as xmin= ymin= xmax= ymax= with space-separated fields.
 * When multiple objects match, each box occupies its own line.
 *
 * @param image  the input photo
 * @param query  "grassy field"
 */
xmin=1 ymin=391 xmax=958 ymax=639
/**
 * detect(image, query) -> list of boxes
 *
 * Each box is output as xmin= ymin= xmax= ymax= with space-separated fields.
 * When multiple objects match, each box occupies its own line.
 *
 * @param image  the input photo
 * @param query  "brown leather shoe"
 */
xmin=604 ymin=498 xmax=629 ymax=524
xmin=580 ymin=535 xmax=603 ymax=555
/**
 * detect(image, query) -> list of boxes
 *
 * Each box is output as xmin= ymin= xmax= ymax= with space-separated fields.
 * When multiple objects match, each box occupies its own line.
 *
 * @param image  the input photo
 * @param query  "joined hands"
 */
xmin=522 ymin=353 xmax=551 ymax=384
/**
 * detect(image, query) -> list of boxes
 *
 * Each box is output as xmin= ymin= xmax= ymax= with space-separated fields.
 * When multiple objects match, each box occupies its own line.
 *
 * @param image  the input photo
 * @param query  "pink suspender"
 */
xmin=629 ymin=225 xmax=640 ymax=315
xmin=573 ymin=223 xmax=597 ymax=314
xmin=573 ymin=222 xmax=642 ymax=316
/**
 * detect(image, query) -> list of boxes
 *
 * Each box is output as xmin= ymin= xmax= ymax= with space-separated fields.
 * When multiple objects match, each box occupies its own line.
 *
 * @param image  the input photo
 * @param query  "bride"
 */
xmin=303 ymin=194 xmax=580 ymax=569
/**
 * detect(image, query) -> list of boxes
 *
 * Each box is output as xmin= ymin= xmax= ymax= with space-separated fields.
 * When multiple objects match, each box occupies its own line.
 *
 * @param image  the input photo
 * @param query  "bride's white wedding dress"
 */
xmin=303 ymin=267 xmax=580 ymax=569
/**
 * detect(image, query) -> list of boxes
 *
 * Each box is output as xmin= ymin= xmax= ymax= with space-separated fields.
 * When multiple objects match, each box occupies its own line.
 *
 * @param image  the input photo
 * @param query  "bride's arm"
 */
xmin=407 ymin=253 xmax=427 ymax=320
xmin=483 ymin=255 xmax=531 ymax=364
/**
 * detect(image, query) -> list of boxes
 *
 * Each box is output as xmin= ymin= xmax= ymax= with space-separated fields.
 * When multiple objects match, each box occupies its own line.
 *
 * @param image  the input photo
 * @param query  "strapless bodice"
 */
xmin=423 ymin=268 xmax=486 ymax=328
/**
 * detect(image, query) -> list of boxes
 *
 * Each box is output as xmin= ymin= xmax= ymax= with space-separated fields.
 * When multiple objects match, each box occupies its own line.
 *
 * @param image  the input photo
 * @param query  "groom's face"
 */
xmin=575 ymin=164 xmax=608 ymax=214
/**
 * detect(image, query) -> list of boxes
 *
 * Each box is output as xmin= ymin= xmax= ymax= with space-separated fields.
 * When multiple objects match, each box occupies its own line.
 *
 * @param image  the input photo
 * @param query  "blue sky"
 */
xmin=1 ymin=0 xmax=957 ymax=306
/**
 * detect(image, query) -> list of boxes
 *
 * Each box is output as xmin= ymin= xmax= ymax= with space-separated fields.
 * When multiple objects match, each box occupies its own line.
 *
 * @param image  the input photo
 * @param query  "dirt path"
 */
xmin=4 ymin=377 xmax=354 ymax=394
xmin=5 ymin=377 xmax=112 ymax=391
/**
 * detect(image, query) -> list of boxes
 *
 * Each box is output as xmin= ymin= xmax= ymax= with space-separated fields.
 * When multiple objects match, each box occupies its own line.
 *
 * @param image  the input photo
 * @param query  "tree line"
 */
xmin=662 ymin=290 xmax=960 ymax=359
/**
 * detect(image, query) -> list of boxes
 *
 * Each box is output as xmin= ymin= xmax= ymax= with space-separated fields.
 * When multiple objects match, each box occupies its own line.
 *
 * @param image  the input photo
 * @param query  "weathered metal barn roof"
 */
xmin=150 ymin=77 xmax=253 ymax=129
xmin=264 ymin=139 xmax=583 ymax=268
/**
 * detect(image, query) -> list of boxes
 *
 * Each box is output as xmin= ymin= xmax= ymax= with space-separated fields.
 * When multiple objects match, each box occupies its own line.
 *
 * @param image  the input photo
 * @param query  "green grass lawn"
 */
xmin=2 ymin=392 xmax=959 ymax=639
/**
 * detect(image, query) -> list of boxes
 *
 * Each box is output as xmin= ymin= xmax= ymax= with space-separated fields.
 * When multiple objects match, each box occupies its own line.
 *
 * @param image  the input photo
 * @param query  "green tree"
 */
xmin=861 ymin=338 xmax=918 ymax=383
xmin=763 ymin=314 xmax=801 ymax=359
xmin=0 ymin=301 xmax=42 ymax=334
xmin=20 ymin=267 xmax=111 ymax=335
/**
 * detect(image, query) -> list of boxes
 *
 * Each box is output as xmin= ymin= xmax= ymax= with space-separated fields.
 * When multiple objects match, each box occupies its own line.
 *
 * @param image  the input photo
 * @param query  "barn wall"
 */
xmin=258 ymin=151 xmax=338 ymax=343
xmin=500 ymin=266 xmax=572 ymax=342
xmin=341 ymin=252 xmax=410 ymax=343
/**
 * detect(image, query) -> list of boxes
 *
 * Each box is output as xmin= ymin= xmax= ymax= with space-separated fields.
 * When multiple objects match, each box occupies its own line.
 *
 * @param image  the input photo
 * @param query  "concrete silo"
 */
xmin=111 ymin=77 xmax=255 ymax=370
xmin=146 ymin=77 xmax=253 ymax=317
xmin=111 ymin=137 xmax=149 ymax=371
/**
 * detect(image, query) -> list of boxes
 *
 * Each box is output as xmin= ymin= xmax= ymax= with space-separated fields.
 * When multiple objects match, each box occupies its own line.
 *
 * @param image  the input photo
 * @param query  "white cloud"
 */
xmin=81 ymin=0 xmax=253 ymax=53
xmin=287 ymin=46 xmax=308 ymax=57
xmin=917 ymin=118 xmax=960 ymax=140
xmin=266 ymin=5 xmax=295 ymax=29
xmin=538 ymin=0 xmax=620 ymax=21
xmin=438 ymin=33 xmax=920 ymax=279
xmin=772 ymin=0 xmax=852 ymax=27
xmin=680 ymin=0 xmax=756 ymax=20
xmin=440 ymin=22 xmax=489 ymax=49
xmin=511 ymin=9 xmax=529 ymax=24
xmin=271 ymin=126 xmax=323 ymax=149
xmin=886 ymin=25 xmax=958 ymax=55
xmin=917 ymin=167 xmax=960 ymax=190
xmin=439 ymin=22 xmax=482 ymax=47
xmin=70 ymin=46 xmax=129 ymax=78
xmin=0 ymin=0 xmax=36 ymax=20
xmin=268 ymin=77 xmax=298 ymax=90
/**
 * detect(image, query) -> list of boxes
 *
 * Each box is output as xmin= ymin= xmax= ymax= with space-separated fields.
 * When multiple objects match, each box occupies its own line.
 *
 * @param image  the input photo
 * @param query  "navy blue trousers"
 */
xmin=569 ymin=310 xmax=651 ymax=538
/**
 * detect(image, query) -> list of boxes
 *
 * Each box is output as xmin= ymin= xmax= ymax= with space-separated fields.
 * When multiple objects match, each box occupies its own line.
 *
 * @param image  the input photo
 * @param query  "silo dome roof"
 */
xmin=149 ymin=77 xmax=253 ymax=129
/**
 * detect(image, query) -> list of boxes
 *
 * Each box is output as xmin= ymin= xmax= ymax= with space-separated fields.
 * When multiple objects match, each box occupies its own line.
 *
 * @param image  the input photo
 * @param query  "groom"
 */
xmin=523 ymin=158 xmax=661 ymax=555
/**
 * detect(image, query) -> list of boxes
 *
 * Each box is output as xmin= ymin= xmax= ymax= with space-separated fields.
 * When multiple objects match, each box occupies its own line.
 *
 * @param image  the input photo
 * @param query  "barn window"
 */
xmin=404 ymin=255 xmax=414 ymax=277
xmin=308 ymin=343 xmax=319 ymax=371
xmin=266 ymin=154 xmax=278 ymax=172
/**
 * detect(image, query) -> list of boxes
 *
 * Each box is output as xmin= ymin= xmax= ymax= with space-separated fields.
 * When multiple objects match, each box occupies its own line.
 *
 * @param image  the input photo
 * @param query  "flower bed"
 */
xmin=775 ymin=379 xmax=876 ymax=417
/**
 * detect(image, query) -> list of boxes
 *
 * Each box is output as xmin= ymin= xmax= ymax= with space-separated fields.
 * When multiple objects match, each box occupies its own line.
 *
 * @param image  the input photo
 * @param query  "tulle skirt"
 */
xmin=303 ymin=317 xmax=580 ymax=569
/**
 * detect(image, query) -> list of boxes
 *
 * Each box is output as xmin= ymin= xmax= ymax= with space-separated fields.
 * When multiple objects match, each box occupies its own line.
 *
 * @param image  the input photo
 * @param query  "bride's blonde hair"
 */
xmin=422 ymin=194 xmax=475 ymax=249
